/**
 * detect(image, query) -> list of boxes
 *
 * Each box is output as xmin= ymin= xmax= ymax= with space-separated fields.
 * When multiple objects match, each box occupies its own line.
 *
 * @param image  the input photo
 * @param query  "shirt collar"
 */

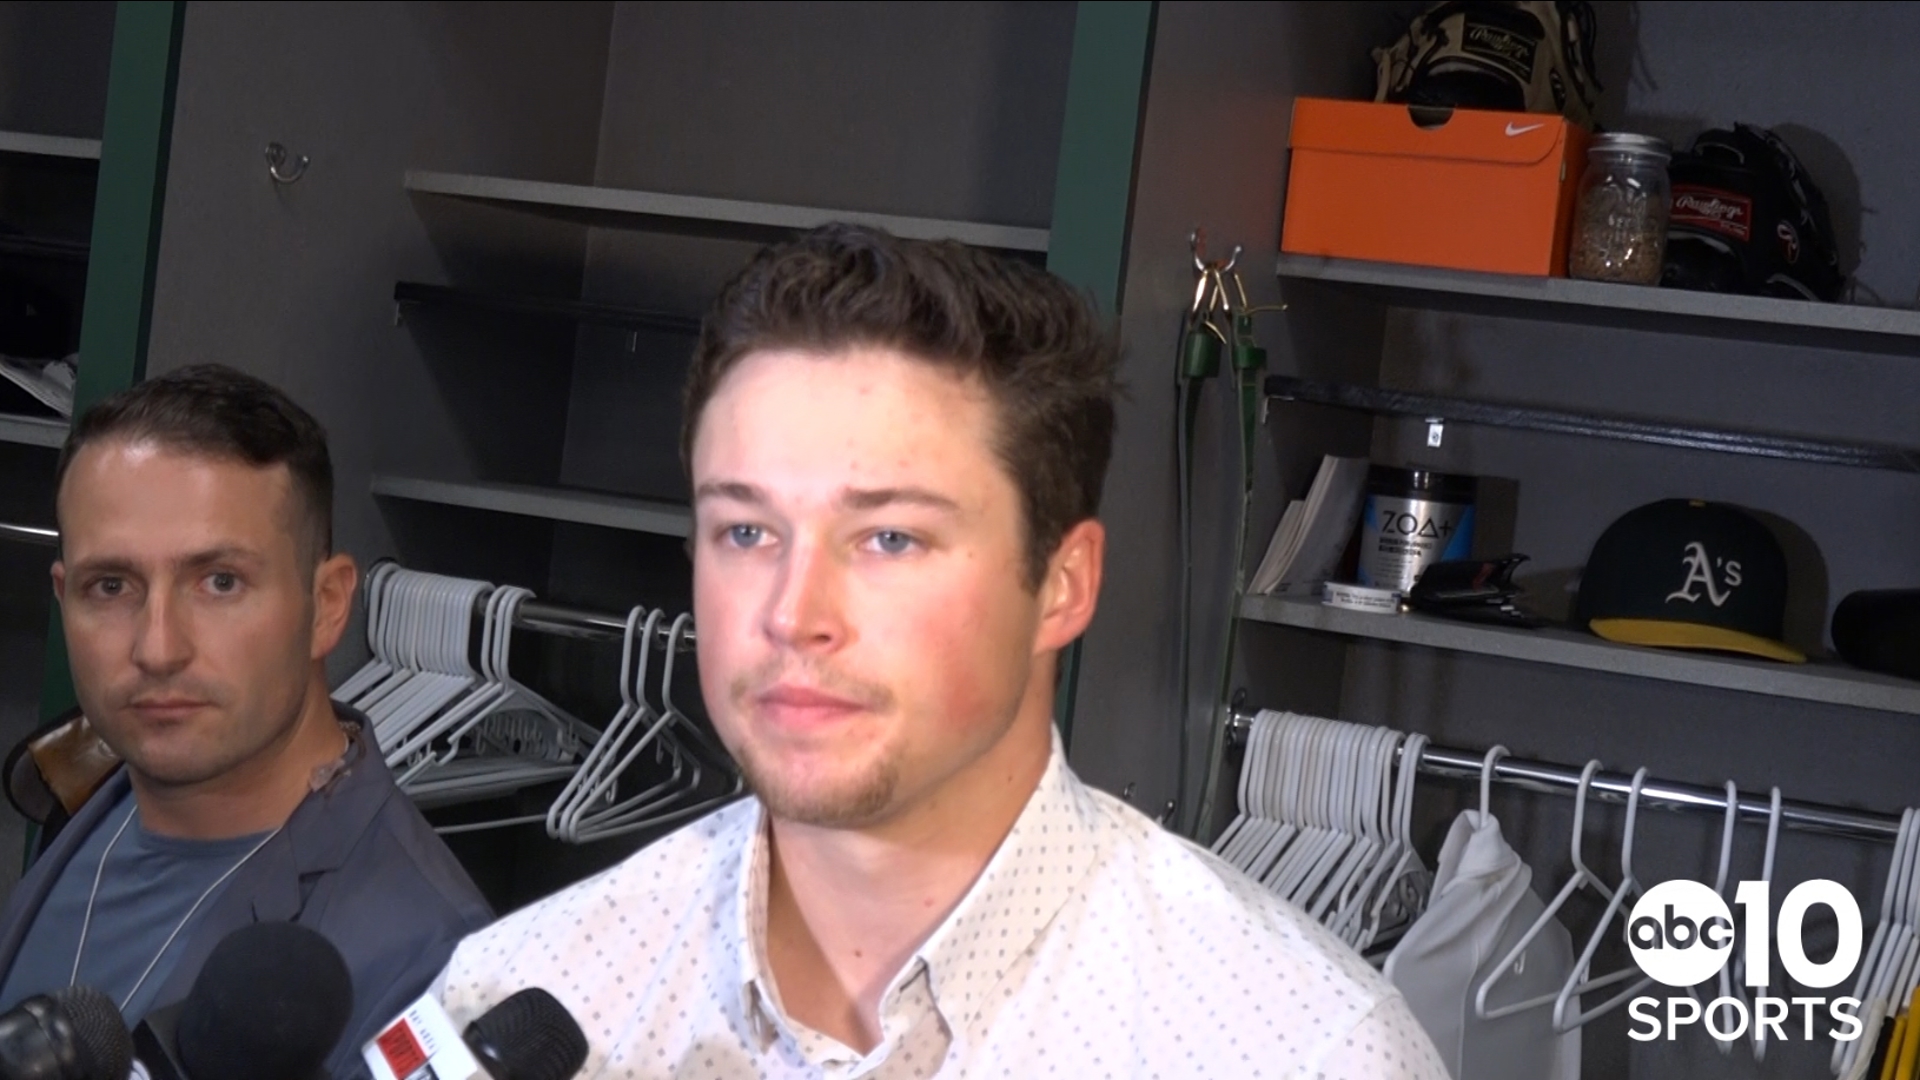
xmin=733 ymin=729 xmax=1104 ymax=1058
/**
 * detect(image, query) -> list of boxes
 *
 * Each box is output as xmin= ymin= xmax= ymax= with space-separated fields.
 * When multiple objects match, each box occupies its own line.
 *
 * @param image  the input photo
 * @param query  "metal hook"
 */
xmin=265 ymin=142 xmax=309 ymax=184
xmin=1190 ymin=228 xmax=1210 ymax=273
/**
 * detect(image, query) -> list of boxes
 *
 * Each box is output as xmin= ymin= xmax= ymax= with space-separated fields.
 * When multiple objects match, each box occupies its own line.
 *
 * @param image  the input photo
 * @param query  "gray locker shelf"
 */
xmin=1275 ymin=253 xmax=1920 ymax=353
xmin=1239 ymin=592 xmax=1920 ymax=716
xmin=370 ymin=475 xmax=692 ymax=538
xmin=0 ymin=130 xmax=102 ymax=161
xmin=403 ymin=170 xmax=1051 ymax=253
xmin=0 ymin=413 xmax=66 ymax=448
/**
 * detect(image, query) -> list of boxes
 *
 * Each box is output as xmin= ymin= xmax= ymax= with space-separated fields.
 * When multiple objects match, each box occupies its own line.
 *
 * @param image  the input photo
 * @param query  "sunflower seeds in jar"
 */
xmin=1569 ymin=133 xmax=1672 ymax=284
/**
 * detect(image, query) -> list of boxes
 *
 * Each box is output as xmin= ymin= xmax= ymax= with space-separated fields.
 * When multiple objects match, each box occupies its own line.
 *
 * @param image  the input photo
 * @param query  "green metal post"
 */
xmin=37 ymin=0 xmax=185 ymax=722
xmin=1045 ymin=1 xmax=1156 ymax=750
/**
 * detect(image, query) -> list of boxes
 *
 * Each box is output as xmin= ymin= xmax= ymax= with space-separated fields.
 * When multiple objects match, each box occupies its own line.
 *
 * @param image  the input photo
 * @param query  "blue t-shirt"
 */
xmin=0 ymin=788 xmax=272 ymax=1022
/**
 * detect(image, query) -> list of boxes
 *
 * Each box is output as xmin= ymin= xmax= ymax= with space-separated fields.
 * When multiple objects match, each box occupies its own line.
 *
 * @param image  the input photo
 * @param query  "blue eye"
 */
xmin=726 ymin=524 xmax=764 ymax=548
xmin=871 ymin=530 xmax=916 ymax=556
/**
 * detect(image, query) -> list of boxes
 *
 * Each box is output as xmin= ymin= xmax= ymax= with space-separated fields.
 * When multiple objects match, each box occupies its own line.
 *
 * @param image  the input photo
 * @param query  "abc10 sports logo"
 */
xmin=1627 ymin=879 xmax=1864 ymax=1043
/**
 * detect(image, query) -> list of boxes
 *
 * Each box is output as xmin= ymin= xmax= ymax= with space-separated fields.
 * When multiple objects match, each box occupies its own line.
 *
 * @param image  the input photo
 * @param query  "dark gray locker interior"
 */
xmin=12 ymin=0 xmax=1916 ymax=1074
xmin=139 ymin=0 xmax=1076 ymax=909
xmin=1068 ymin=2 xmax=1920 ymax=1076
xmin=0 ymin=0 xmax=116 ymax=896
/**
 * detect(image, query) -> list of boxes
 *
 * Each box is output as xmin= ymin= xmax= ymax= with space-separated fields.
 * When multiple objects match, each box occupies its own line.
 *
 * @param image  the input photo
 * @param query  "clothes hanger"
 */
xmin=1846 ymin=796 xmax=1920 ymax=1078
xmin=1750 ymin=786 xmax=1784 ymax=1064
xmin=1282 ymin=718 xmax=1363 ymax=907
xmin=332 ymin=561 xmax=400 ymax=701
xmin=1705 ymin=779 xmax=1745 ymax=1056
xmin=1837 ymin=807 xmax=1918 ymax=1077
xmin=575 ymin=614 xmax=742 ymax=841
xmin=1307 ymin=725 xmax=1396 ymax=923
xmin=1244 ymin=712 xmax=1308 ymax=882
xmin=1553 ymin=766 xmax=1656 ymax=1032
xmin=1476 ymin=759 xmax=1615 ymax=1021
xmin=569 ymin=614 xmax=701 ymax=841
xmin=1349 ymin=731 xmax=1431 ymax=953
xmin=402 ymin=587 xmax=599 ymax=827
xmin=1331 ymin=730 xmax=1423 ymax=948
xmin=1217 ymin=709 xmax=1280 ymax=870
xmin=545 ymin=606 xmax=650 ymax=840
xmin=384 ymin=581 xmax=516 ymax=769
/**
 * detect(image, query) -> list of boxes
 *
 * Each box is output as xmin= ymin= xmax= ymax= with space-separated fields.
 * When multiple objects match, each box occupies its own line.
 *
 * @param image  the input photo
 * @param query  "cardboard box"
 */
xmin=1281 ymin=97 xmax=1591 ymax=276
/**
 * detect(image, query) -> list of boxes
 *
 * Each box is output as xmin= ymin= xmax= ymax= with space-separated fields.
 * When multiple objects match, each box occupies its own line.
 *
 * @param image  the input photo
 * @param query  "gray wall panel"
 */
xmin=0 ymin=1 xmax=113 ymax=138
xmin=145 ymin=1 xmax=613 ymax=675
xmin=1075 ymin=1 xmax=1391 ymax=823
xmin=558 ymin=1 xmax=1077 ymax=512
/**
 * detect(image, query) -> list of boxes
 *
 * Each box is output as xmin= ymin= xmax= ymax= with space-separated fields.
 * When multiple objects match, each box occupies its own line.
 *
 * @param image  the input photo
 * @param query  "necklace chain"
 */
xmin=70 ymin=804 xmax=284 ymax=1011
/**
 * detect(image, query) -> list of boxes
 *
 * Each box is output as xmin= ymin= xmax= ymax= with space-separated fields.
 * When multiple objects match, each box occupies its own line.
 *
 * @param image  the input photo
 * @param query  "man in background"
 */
xmin=0 ymin=365 xmax=492 ymax=1079
xmin=440 ymin=226 xmax=1446 ymax=1077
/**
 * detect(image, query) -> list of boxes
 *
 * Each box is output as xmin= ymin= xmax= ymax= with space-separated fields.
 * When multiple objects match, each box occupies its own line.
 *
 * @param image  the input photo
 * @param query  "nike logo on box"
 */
xmin=1505 ymin=122 xmax=1546 ymax=136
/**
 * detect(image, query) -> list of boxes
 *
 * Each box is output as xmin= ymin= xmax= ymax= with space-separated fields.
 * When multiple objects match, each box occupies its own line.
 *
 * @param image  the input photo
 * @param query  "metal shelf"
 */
xmin=1265 ymin=375 xmax=1920 ymax=474
xmin=392 ymin=282 xmax=701 ymax=335
xmin=370 ymin=475 xmax=692 ymax=538
xmin=0 ymin=412 xmax=66 ymax=448
xmin=0 ymin=131 xmax=102 ymax=162
xmin=403 ymin=170 xmax=1050 ymax=253
xmin=1240 ymin=592 xmax=1920 ymax=716
xmin=1275 ymin=253 xmax=1920 ymax=354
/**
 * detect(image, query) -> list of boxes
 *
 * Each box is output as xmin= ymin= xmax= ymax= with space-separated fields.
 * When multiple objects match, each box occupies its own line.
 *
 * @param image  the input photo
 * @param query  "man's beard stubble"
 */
xmin=724 ymin=657 xmax=900 ymax=828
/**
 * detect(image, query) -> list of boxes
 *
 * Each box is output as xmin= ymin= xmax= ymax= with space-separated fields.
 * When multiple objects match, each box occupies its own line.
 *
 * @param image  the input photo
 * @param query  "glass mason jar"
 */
xmin=1568 ymin=133 xmax=1672 ymax=284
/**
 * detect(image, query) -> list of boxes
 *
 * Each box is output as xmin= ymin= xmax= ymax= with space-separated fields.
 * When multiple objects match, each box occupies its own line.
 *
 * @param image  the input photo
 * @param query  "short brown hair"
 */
xmin=682 ymin=225 xmax=1118 ymax=589
xmin=56 ymin=364 xmax=334 ymax=566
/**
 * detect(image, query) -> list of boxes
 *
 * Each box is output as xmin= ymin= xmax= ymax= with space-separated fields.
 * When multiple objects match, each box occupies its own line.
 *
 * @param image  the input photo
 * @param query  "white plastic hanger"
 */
xmin=1749 ymin=786 xmax=1785 ymax=1064
xmin=1307 ymin=725 xmax=1396 ymax=923
xmin=401 ymin=586 xmax=600 ymax=829
xmin=1348 ymin=731 xmax=1431 ymax=953
xmin=1330 ymin=729 xmax=1417 ymax=947
xmin=575 ymin=614 xmax=743 ymax=841
xmin=1214 ymin=709 xmax=1276 ymax=868
xmin=332 ymin=561 xmax=400 ymax=701
xmin=1476 ymin=759 xmax=1615 ymax=1020
xmin=1836 ymin=806 xmax=1917 ymax=1076
xmin=568 ymin=613 xmax=697 ymax=841
xmin=1553 ymin=766 xmax=1656 ymax=1032
xmin=545 ymin=607 xmax=650 ymax=840
xmin=1705 ymin=780 xmax=1745 ymax=1055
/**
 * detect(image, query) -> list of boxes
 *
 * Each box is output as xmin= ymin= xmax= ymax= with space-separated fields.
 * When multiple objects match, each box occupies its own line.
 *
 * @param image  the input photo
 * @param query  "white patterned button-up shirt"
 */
xmin=440 ymin=738 xmax=1447 ymax=1079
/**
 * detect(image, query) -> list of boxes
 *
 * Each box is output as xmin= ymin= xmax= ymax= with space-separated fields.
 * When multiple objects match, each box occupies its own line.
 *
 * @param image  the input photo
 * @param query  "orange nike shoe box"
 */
xmin=1280 ymin=97 xmax=1592 ymax=276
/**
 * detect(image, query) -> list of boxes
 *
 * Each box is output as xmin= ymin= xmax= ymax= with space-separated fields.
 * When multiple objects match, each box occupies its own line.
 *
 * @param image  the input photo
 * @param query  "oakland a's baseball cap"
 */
xmin=1573 ymin=498 xmax=1805 ymax=664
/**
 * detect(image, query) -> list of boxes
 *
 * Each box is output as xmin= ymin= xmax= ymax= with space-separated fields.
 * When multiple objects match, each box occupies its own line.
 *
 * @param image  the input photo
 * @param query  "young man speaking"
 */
xmin=440 ymin=226 xmax=1445 ymax=1077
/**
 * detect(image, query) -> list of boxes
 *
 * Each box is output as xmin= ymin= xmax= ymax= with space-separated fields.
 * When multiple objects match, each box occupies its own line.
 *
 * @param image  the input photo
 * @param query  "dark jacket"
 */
xmin=0 ymin=704 xmax=495 ymax=1079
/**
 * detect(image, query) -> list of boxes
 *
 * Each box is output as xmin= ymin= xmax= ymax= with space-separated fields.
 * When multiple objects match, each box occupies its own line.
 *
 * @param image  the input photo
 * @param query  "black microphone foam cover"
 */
xmin=176 ymin=922 xmax=353 ymax=1080
xmin=463 ymin=988 xmax=588 ymax=1080
xmin=51 ymin=986 xmax=131 ymax=1080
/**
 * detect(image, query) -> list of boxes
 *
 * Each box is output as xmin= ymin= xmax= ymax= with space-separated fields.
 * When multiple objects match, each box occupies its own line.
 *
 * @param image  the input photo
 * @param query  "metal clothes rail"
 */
xmin=471 ymin=592 xmax=697 ymax=649
xmin=0 ymin=521 xmax=57 ymax=547
xmin=1227 ymin=710 xmax=1900 ymax=843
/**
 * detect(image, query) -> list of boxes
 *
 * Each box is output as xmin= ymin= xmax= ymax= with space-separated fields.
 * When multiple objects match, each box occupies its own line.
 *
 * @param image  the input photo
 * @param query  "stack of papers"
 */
xmin=1250 ymin=455 xmax=1369 ymax=595
xmin=0 ymin=354 xmax=76 ymax=417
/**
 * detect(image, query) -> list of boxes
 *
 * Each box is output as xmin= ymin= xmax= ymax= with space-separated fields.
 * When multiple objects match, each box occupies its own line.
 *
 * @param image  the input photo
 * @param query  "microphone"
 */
xmin=133 ymin=922 xmax=352 ymax=1080
xmin=0 ymin=985 xmax=132 ymax=1080
xmin=366 ymin=988 xmax=587 ymax=1080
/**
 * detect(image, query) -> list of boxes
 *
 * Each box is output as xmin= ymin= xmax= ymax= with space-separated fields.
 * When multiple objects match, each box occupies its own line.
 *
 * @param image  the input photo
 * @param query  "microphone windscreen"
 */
xmin=176 ymin=922 xmax=353 ymax=1080
xmin=51 ymin=986 xmax=132 ymax=1080
xmin=463 ymin=988 xmax=588 ymax=1080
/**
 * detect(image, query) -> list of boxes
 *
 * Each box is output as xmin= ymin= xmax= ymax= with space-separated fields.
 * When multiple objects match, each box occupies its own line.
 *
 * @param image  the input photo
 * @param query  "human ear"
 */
xmin=310 ymin=553 xmax=359 ymax=660
xmin=1033 ymin=518 xmax=1104 ymax=655
xmin=50 ymin=560 xmax=66 ymax=604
